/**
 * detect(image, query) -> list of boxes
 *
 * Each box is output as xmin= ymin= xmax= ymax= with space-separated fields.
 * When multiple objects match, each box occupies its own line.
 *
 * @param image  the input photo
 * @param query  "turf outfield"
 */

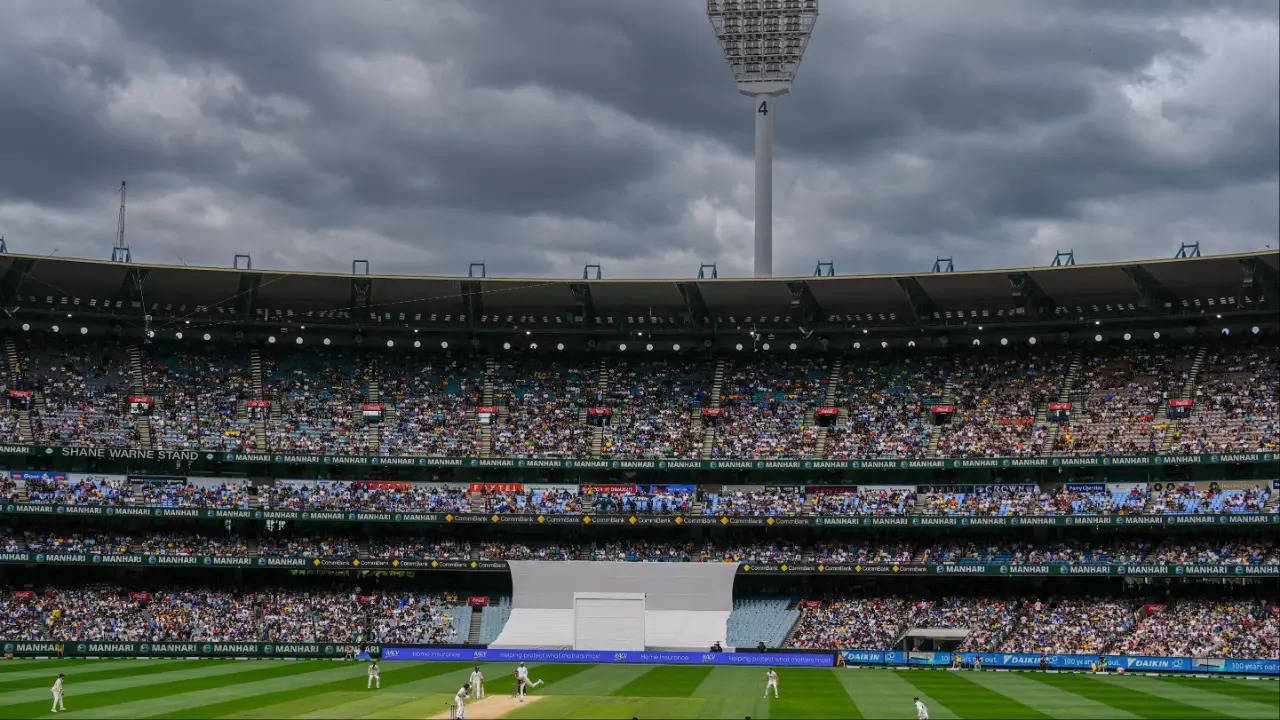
xmin=0 ymin=658 xmax=1275 ymax=719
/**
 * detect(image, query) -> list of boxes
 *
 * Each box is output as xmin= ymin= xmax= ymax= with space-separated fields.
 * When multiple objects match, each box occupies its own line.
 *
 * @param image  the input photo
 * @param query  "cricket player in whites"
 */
xmin=469 ymin=666 xmax=485 ymax=698
xmin=514 ymin=662 xmax=543 ymax=701
xmin=914 ymin=696 xmax=930 ymax=720
xmin=452 ymin=682 xmax=470 ymax=720
xmin=367 ymin=660 xmax=380 ymax=689
xmin=763 ymin=668 xmax=779 ymax=699
xmin=51 ymin=673 xmax=67 ymax=713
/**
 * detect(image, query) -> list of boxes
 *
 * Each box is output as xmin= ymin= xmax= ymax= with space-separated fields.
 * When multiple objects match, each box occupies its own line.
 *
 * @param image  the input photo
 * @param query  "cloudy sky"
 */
xmin=0 ymin=1 xmax=1276 ymax=279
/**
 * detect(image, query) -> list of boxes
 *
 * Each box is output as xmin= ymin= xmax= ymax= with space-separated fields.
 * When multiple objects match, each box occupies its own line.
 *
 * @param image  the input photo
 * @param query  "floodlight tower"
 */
xmin=707 ymin=0 xmax=818 ymax=278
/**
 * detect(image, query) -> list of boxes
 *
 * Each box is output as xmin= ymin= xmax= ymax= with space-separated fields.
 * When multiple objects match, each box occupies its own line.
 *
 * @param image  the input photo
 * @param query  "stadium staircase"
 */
xmin=589 ymin=358 xmax=611 ymax=458
xmin=365 ymin=380 xmax=382 ymax=453
xmin=1160 ymin=345 xmax=1209 ymax=451
xmin=812 ymin=358 xmax=842 ymax=459
xmin=700 ymin=358 xmax=728 ymax=457
xmin=778 ymin=599 xmax=806 ymax=648
xmin=3 ymin=338 xmax=33 ymax=443
xmin=467 ymin=606 xmax=484 ymax=644
xmin=477 ymin=358 xmax=498 ymax=456
xmin=249 ymin=349 xmax=268 ymax=452
xmin=125 ymin=345 xmax=155 ymax=451
xmin=926 ymin=374 xmax=958 ymax=456
xmin=1044 ymin=349 xmax=1083 ymax=452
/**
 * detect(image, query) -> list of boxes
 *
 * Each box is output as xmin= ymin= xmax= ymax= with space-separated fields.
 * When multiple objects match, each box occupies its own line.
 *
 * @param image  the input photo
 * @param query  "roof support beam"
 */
xmin=1240 ymin=257 xmax=1277 ymax=306
xmin=1121 ymin=265 xmax=1177 ymax=311
xmin=1008 ymin=272 xmax=1055 ymax=321
xmin=568 ymin=283 xmax=595 ymax=326
xmin=0 ymin=257 xmax=36 ymax=308
xmin=786 ymin=280 xmax=823 ymax=324
xmin=677 ymin=282 xmax=710 ymax=329
xmin=235 ymin=272 xmax=260 ymax=322
xmin=895 ymin=277 xmax=936 ymax=322
xmin=461 ymin=280 xmax=483 ymax=328
xmin=117 ymin=266 xmax=149 ymax=314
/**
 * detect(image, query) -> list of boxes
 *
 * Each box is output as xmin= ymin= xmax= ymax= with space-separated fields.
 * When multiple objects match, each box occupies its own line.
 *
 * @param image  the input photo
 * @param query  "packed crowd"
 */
xmin=710 ymin=358 xmax=826 ymax=458
xmin=787 ymin=596 xmax=1279 ymax=658
xmin=4 ymin=476 xmax=1275 ymax=517
xmin=7 ymin=530 xmax=1273 ymax=566
xmin=0 ymin=585 xmax=467 ymax=644
xmin=600 ymin=359 xmax=710 ymax=459
xmin=2 ymin=339 xmax=1275 ymax=458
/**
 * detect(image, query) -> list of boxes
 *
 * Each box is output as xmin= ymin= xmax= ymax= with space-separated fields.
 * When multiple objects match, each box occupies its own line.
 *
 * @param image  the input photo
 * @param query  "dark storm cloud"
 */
xmin=0 ymin=0 xmax=1274 ymax=278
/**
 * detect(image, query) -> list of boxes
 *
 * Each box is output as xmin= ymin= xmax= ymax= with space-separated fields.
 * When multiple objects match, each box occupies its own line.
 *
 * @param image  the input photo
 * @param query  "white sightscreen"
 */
xmin=492 ymin=561 xmax=738 ymax=650
xmin=573 ymin=592 xmax=645 ymax=651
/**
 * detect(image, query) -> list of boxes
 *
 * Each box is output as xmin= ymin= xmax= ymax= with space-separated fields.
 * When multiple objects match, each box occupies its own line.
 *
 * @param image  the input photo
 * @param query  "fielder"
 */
xmin=367 ymin=661 xmax=380 ymax=689
xmin=914 ymin=696 xmax=929 ymax=720
xmin=514 ymin=662 xmax=543 ymax=701
xmin=763 ymin=668 xmax=779 ymax=699
xmin=452 ymin=682 xmax=470 ymax=720
xmin=51 ymin=673 xmax=66 ymax=713
xmin=469 ymin=666 xmax=485 ymax=698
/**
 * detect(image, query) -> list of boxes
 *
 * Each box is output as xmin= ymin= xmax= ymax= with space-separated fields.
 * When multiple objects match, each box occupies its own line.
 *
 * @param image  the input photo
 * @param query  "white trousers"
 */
xmin=368 ymin=675 xmax=379 ymax=688
xmin=765 ymin=681 xmax=778 ymax=698
xmin=52 ymin=690 xmax=66 ymax=711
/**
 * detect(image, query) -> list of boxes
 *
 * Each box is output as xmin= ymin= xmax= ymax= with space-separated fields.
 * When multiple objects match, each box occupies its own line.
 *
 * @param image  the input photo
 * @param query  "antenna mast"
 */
xmin=112 ymin=180 xmax=131 ymax=262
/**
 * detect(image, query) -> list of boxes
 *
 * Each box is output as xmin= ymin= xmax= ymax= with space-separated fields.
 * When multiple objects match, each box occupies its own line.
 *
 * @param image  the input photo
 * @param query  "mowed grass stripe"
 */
xmin=1091 ymin=674 xmax=1276 ymax=719
xmin=897 ymin=669 xmax=1050 ymax=719
xmin=1020 ymin=673 xmax=1228 ymax=719
xmin=480 ymin=662 xmax=595 ymax=698
xmin=157 ymin=661 xmax=469 ymax=719
xmin=611 ymin=665 xmax=714 ymax=698
xmin=0 ymin=659 xmax=224 ymax=692
xmin=506 ymin=695 xmax=708 ymax=720
xmin=963 ymin=670 xmax=1140 ymax=719
xmin=838 ymin=668 xmax=959 ymax=719
xmin=774 ymin=668 xmax=861 ymax=719
xmin=0 ymin=659 xmax=274 ymax=715
xmin=531 ymin=663 xmax=648 ymax=696
xmin=690 ymin=667 xmax=772 ymax=720
xmin=1154 ymin=676 xmax=1280 ymax=707
xmin=0 ymin=659 xmax=159 ymax=680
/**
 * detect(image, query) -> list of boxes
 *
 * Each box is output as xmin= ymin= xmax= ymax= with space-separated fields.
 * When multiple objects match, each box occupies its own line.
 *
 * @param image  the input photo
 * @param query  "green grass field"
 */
xmin=0 ymin=659 xmax=1275 ymax=719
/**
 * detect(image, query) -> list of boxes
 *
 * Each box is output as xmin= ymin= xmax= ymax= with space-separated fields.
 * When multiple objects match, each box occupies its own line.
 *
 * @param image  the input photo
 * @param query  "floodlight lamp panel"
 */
xmin=707 ymin=0 xmax=819 ymax=95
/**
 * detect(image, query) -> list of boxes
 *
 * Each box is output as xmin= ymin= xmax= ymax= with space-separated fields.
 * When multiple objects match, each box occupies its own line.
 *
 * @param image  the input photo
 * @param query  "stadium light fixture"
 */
xmin=530 ymin=342 xmax=538 ymax=350
xmin=862 ymin=328 xmax=869 ymax=335
xmin=977 ymin=326 xmax=983 ymax=331
xmin=20 ymin=323 xmax=29 ymax=331
xmin=146 ymin=330 xmax=155 ymax=339
xmin=202 ymin=333 xmax=211 ymax=341
xmin=1094 ymin=320 xmax=1101 ymax=326
xmin=645 ymin=343 xmax=654 ymax=351
xmin=413 ymin=340 xmax=421 ymax=348
xmin=1028 ymin=336 xmax=1037 ymax=345
xmin=1122 ymin=332 xmax=1132 ymax=341
xmin=852 ymin=341 xmax=861 ymax=349
xmin=761 ymin=342 xmax=770 ymax=350
xmin=735 ymin=343 xmax=744 ymax=351
xmin=619 ymin=343 xmax=628 ymax=351
xmin=51 ymin=324 xmax=59 ymax=333
xmin=789 ymin=342 xmax=797 ymax=350
xmin=556 ymin=343 xmax=565 ymax=351
xmin=1094 ymin=334 xmax=1103 ymax=342
xmin=1152 ymin=331 xmax=1161 ymax=340
xmin=707 ymin=0 xmax=819 ymax=277
xmin=907 ymin=340 xmax=916 ymax=348
xmin=386 ymin=340 xmax=395 ymax=348
xmin=1251 ymin=326 xmax=1260 ymax=335
xmin=441 ymin=341 xmax=449 ymax=349
xmin=174 ymin=331 xmax=183 ymax=340
xmin=295 ymin=337 xmax=304 ymax=345
xmin=1215 ymin=314 xmax=1222 ymax=319
xmin=972 ymin=339 xmax=980 ymax=346
xmin=79 ymin=327 xmax=88 ymax=335
xmin=1221 ymin=328 xmax=1230 ymax=336
xmin=880 ymin=341 xmax=888 ymax=349
xmin=267 ymin=336 xmax=277 ymax=344
xmin=502 ymin=342 xmax=511 ymax=350
xmin=322 ymin=338 xmax=331 ymax=346
xmin=999 ymin=337 xmax=1008 ymax=346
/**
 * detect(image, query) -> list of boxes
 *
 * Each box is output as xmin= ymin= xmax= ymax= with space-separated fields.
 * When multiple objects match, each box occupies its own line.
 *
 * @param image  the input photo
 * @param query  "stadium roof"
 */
xmin=0 ymin=250 xmax=1274 ymax=341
